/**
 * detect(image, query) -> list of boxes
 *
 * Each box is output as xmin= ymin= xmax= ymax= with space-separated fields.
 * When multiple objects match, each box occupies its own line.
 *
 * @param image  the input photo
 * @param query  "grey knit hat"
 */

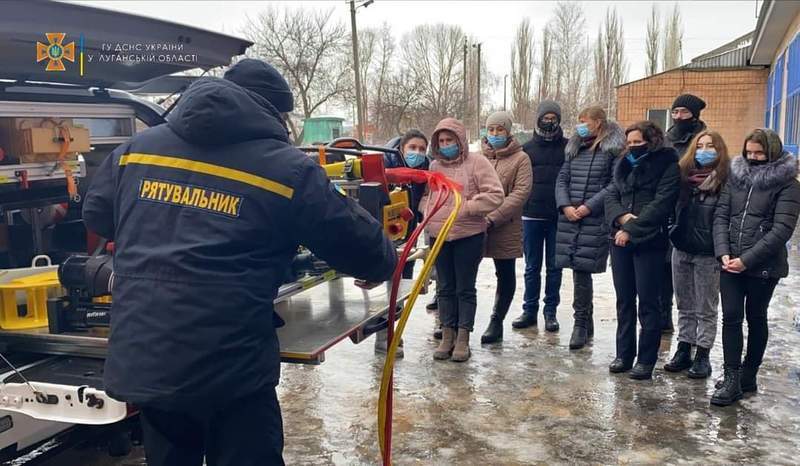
xmin=537 ymin=100 xmax=562 ymax=121
xmin=486 ymin=111 xmax=513 ymax=133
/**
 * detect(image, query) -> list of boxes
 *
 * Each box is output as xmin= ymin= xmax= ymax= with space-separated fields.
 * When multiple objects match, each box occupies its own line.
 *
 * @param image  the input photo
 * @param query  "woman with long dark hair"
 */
xmin=710 ymin=128 xmax=800 ymax=406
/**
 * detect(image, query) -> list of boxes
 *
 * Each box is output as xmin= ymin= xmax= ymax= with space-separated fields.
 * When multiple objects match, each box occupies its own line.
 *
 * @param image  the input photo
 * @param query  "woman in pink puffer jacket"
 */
xmin=421 ymin=117 xmax=504 ymax=362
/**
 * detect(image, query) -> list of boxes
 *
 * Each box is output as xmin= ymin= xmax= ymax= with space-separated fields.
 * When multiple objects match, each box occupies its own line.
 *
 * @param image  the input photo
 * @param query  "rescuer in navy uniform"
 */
xmin=83 ymin=59 xmax=398 ymax=466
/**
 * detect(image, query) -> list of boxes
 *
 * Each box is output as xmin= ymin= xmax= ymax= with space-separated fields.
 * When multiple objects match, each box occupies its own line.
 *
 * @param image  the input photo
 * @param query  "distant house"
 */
xmin=616 ymin=31 xmax=769 ymax=150
xmin=301 ymin=116 xmax=344 ymax=145
xmin=751 ymin=0 xmax=800 ymax=154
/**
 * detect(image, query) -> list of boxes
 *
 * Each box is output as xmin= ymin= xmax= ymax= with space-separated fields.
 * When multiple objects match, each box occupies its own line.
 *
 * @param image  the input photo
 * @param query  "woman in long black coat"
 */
xmin=554 ymin=106 xmax=625 ymax=350
xmin=605 ymin=121 xmax=680 ymax=381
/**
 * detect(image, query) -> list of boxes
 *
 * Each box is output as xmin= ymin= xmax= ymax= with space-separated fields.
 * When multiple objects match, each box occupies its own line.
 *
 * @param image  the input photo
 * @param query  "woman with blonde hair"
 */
xmin=555 ymin=106 xmax=626 ymax=350
xmin=664 ymin=130 xmax=730 ymax=379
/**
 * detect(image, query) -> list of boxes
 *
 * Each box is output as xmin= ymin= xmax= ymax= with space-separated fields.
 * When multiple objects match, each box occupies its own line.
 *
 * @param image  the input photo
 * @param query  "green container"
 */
xmin=302 ymin=117 xmax=345 ymax=145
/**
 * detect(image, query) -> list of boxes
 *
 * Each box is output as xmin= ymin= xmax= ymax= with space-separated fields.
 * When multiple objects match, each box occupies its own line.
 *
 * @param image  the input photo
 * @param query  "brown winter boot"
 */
xmin=433 ymin=327 xmax=456 ymax=360
xmin=451 ymin=328 xmax=471 ymax=362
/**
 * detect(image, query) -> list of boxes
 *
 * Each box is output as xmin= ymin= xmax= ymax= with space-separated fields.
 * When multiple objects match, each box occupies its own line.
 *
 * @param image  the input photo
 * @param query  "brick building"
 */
xmin=751 ymin=0 xmax=800 ymax=154
xmin=616 ymin=32 xmax=769 ymax=150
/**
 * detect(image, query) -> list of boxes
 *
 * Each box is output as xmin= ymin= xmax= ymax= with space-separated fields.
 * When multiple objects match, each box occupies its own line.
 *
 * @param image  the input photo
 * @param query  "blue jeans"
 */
xmin=523 ymin=219 xmax=562 ymax=319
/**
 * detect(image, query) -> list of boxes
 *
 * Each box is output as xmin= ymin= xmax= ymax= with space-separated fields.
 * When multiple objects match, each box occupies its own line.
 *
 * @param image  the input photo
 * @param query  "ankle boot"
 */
xmin=569 ymin=325 xmax=588 ymax=350
xmin=433 ymin=327 xmax=456 ymax=360
xmin=451 ymin=328 xmax=471 ymax=362
xmin=433 ymin=314 xmax=443 ymax=340
xmin=512 ymin=312 xmax=537 ymax=329
xmin=664 ymin=341 xmax=693 ymax=372
xmin=426 ymin=295 xmax=438 ymax=310
xmin=481 ymin=315 xmax=504 ymax=344
xmin=629 ymin=362 xmax=655 ymax=380
xmin=687 ymin=346 xmax=711 ymax=379
xmin=741 ymin=362 xmax=759 ymax=393
xmin=711 ymin=366 xmax=743 ymax=406
xmin=544 ymin=315 xmax=560 ymax=332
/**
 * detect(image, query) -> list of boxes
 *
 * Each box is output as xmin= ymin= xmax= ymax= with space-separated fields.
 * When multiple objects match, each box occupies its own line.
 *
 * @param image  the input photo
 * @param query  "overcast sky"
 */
xmin=73 ymin=0 xmax=760 ymax=108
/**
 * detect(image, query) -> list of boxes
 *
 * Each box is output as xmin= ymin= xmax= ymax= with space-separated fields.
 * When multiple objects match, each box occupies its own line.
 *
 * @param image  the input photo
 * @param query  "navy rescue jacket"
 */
xmin=83 ymin=77 xmax=397 ymax=410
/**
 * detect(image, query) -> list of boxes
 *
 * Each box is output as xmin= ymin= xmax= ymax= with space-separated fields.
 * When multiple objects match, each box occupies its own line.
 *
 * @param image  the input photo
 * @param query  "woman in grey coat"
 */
xmin=555 ymin=106 xmax=626 ymax=349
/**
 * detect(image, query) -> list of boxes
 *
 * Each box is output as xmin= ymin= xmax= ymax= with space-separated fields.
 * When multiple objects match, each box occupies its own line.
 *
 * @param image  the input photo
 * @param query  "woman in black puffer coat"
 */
xmin=605 ymin=121 xmax=680 ymax=381
xmin=555 ymin=106 xmax=625 ymax=350
xmin=710 ymin=128 xmax=800 ymax=407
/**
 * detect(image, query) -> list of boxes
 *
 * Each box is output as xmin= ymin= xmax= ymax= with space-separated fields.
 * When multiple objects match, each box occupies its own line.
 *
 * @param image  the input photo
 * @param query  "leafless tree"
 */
xmin=536 ymin=24 xmax=555 ymax=105
xmin=646 ymin=4 xmax=661 ymax=75
xmin=592 ymin=7 xmax=627 ymax=117
xmin=242 ymin=5 xmax=350 ymax=127
xmin=662 ymin=3 xmax=684 ymax=71
xmin=400 ymin=24 xmax=468 ymax=134
xmin=511 ymin=19 xmax=536 ymax=128
xmin=545 ymin=1 xmax=590 ymax=129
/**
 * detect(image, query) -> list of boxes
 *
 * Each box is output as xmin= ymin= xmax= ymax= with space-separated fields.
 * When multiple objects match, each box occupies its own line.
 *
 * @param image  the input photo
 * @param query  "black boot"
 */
xmin=629 ymin=362 xmax=655 ymax=380
xmin=664 ymin=342 xmax=693 ymax=372
xmin=587 ymin=316 xmax=594 ymax=338
xmin=426 ymin=295 xmax=438 ymax=311
xmin=687 ymin=346 xmax=712 ymax=379
xmin=741 ymin=363 xmax=759 ymax=393
xmin=512 ymin=312 xmax=537 ymax=329
xmin=609 ymin=358 xmax=633 ymax=373
xmin=711 ymin=366 xmax=743 ymax=406
xmin=569 ymin=325 xmax=588 ymax=350
xmin=481 ymin=315 xmax=504 ymax=344
xmin=544 ymin=315 xmax=560 ymax=332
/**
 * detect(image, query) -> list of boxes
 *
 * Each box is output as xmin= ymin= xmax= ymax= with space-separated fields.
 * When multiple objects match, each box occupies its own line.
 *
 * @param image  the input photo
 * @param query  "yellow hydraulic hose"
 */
xmin=377 ymin=189 xmax=462 ymax=465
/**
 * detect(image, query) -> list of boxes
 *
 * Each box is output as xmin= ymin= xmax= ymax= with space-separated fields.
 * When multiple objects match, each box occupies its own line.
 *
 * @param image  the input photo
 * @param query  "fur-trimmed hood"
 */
xmin=730 ymin=152 xmax=799 ymax=190
xmin=566 ymin=121 xmax=625 ymax=159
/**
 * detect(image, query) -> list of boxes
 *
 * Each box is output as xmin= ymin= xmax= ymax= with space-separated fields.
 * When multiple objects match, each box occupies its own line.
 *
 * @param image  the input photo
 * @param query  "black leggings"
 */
xmin=492 ymin=258 xmax=516 ymax=318
xmin=720 ymin=271 xmax=779 ymax=368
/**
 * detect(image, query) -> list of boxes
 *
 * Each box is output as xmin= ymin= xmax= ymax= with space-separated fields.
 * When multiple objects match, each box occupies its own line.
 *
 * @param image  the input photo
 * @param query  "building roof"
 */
xmin=618 ymin=31 xmax=762 ymax=88
xmin=685 ymin=31 xmax=754 ymax=69
xmin=751 ymin=0 xmax=800 ymax=65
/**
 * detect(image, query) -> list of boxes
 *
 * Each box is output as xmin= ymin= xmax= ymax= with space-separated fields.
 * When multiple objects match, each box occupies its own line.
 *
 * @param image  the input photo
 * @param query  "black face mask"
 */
xmin=538 ymin=119 xmax=559 ymax=133
xmin=672 ymin=118 xmax=696 ymax=133
xmin=628 ymin=144 xmax=649 ymax=158
xmin=746 ymin=157 xmax=769 ymax=166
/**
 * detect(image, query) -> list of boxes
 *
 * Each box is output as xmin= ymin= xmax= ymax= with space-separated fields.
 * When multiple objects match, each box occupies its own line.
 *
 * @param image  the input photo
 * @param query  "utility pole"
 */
xmin=473 ymin=43 xmax=481 ymax=139
xmin=503 ymin=74 xmax=508 ymax=111
xmin=462 ymin=39 xmax=468 ymax=121
xmin=349 ymin=0 xmax=373 ymax=142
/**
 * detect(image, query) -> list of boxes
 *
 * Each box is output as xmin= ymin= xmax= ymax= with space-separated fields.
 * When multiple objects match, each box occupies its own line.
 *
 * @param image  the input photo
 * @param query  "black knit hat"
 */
xmin=224 ymin=59 xmax=294 ymax=113
xmin=671 ymin=94 xmax=706 ymax=118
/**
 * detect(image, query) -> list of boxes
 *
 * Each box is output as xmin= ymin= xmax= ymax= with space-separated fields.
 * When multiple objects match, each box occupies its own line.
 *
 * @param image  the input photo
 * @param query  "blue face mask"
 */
xmin=487 ymin=134 xmax=508 ymax=148
xmin=576 ymin=123 xmax=591 ymax=138
xmin=694 ymin=149 xmax=717 ymax=167
xmin=404 ymin=151 xmax=426 ymax=168
xmin=439 ymin=144 xmax=460 ymax=159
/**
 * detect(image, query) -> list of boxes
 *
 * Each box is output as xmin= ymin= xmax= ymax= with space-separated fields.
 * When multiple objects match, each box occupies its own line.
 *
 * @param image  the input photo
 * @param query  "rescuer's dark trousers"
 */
xmin=139 ymin=387 xmax=284 ymax=466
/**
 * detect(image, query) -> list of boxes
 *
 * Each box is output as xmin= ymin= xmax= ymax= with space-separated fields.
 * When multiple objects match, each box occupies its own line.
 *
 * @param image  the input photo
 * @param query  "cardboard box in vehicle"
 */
xmin=0 ymin=118 xmax=89 ymax=162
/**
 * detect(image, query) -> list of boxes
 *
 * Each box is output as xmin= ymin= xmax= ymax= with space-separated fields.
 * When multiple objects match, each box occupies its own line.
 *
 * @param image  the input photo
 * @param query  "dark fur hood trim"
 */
xmin=566 ymin=122 xmax=625 ymax=159
xmin=729 ymin=152 xmax=799 ymax=190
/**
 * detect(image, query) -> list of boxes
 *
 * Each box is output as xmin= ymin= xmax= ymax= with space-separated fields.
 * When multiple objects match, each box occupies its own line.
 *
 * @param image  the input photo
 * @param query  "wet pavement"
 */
xmin=43 ymin=243 xmax=800 ymax=465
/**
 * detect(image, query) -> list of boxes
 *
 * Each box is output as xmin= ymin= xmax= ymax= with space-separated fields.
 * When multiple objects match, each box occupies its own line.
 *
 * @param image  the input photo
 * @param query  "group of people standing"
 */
xmin=386 ymin=93 xmax=800 ymax=408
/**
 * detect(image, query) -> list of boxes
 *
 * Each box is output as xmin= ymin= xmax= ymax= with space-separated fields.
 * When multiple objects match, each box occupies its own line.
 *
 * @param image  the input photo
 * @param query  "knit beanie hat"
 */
xmin=224 ymin=59 xmax=294 ymax=113
xmin=486 ymin=111 xmax=513 ymax=133
xmin=671 ymin=94 xmax=706 ymax=118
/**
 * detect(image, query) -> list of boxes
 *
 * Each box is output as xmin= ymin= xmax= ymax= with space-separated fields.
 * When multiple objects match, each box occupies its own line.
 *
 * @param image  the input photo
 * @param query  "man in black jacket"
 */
xmin=83 ymin=59 xmax=397 ymax=466
xmin=660 ymin=93 xmax=708 ymax=334
xmin=514 ymin=100 xmax=567 ymax=332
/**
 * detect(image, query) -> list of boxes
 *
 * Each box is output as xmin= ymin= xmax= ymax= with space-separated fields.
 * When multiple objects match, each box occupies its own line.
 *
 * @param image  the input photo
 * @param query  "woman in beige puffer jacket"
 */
xmin=479 ymin=111 xmax=533 ymax=344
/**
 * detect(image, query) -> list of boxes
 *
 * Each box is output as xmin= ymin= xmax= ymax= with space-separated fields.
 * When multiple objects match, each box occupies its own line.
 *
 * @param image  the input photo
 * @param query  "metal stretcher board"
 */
xmin=0 ymin=277 xmax=415 ymax=364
